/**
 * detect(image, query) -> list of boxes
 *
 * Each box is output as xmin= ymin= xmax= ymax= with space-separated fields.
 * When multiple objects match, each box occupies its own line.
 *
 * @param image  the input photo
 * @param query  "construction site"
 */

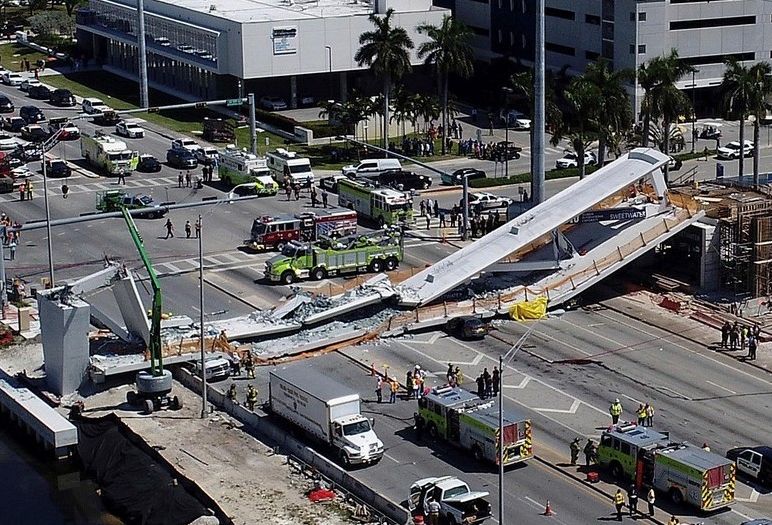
xmin=1 ymin=147 xmax=771 ymax=525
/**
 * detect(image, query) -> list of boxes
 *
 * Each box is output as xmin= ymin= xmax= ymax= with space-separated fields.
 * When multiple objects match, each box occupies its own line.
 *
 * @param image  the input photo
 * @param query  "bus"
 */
xmin=337 ymin=178 xmax=413 ymax=226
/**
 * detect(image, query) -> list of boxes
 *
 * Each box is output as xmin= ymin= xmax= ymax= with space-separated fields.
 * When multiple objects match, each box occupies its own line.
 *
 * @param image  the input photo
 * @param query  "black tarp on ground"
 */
xmin=72 ymin=413 xmax=211 ymax=525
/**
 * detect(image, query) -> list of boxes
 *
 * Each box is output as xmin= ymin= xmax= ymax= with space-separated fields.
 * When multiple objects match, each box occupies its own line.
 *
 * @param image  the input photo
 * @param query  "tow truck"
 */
xmin=417 ymin=386 xmax=533 ymax=466
xmin=264 ymin=228 xmax=402 ymax=284
xmin=243 ymin=208 xmax=357 ymax=251
xmin=96 ymin=190 xmax=167 ymax=219
xmin=598 ymin=423 xmax=736 ymax=511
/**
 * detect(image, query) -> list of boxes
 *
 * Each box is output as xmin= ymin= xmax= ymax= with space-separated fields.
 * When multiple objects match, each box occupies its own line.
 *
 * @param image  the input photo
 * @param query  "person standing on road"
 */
xmin=570 ymin=437 xmax=581 ymax=465
xmin=185 ymin=220 xmax=192 ymax=238
xmin=427 ymin=499 xmax=441 ymax=525
xmin=61 ymin=183 xmax=69 ymax=199
xmin=413 ymin=412 xmax=424 ymax=441
xmin=636 ymin=404 xmax=646 ymax=426
xmin=321 ymin=188 xmax=328 ymax=208
xmin=492 ymin=366 xmax=500 ymax=397
xmin=185 ymin=171 xmax=192 ymax=188
xmin=389 ymin=377 xmax=398 ymax=403
xmin=741 ymin=325 xmax=748 ymax=351
xmin=25 ymin=180 xmax=33 ymax=200
xmin=613 ymin=489 xmax=625 ymax=521
xmin=195 ymin=218 xmax=201 ymax=238
xmin=748 ymin=334 xmax=757 ymax=360
xmin=375 ymin=376 xmax=383 ymax=403
xmin=117 ymin=169 xmax=126 ymax=185
xmin=483 ymin=368 xmax=492 ymax=398
xmin=226 ymin=384 xmax=238 ymax=403
xmin=164 ymin=219 xmax=174 ymax=239
xmin=293 ymin=184 xmax=301 ymax=201
xmin=646 ymin=487 xmax=655 ymax=517
xmin=310 ymin=185 xmax=317 ymax=207
xmin=19 ymin=184 xmax=24 ymax=201
xmin=584 ymin=438 xmax=597 ymax=467
xmin=476 ymin=373 xmax=485 ymax=399
xmin=405 ymin=371 xmax=414 ymax=400
xmin=730 ymin=322 xmax=739 ymax=349
xmin=627 ymin=485 xmax=638 ymax=516
xmin=433 ymin=200 xmax=439 ymax=217
xmin=246 ymin=384 xmax=258 ymax=411
xmin=645 ymin=403 xmax=654 ymax=427
xmin=721 ymin=321 xmax=730 ymax=348
xmin=285 ymin=182 xmax=292 ymax=201
xmin=8 ymin=237 xmax=16 ymax=260
xmin=244 ymin=353 xmax=255 ymax=379
xmin=419 ymin=200 xmax=426 ymax=216
xmin=609 ymin=398 xmax=623 ymax=424
xmin=178 ymin=171 xmax=184 ymax=188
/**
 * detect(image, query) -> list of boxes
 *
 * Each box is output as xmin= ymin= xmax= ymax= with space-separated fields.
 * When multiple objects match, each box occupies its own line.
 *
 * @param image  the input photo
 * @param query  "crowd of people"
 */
xmin=720 ymin=320 xmax=760 ymax=360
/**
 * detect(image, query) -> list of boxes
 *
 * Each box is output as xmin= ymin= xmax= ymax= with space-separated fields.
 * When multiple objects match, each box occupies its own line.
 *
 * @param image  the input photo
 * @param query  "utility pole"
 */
xmin=137 ymin=0 xmax=149 ymax=108
xmin=248 ymin=93 xmax=257 ymax=155
xmin=462 ymin=176 xmax=469 ymax=241
xmin=532 ymin=0 xmax=546 ymax=205
xmin=198 ymin=214 xmax=207 ymax=418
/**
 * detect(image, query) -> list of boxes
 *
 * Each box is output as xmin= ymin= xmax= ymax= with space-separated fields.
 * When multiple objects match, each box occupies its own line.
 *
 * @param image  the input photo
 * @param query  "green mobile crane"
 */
xmin=121 ymin=207 xmax=181 ymax=414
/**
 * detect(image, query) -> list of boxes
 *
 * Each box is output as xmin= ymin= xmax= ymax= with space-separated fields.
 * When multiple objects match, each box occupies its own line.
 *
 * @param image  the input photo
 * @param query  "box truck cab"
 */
xmin=266 ymin=148 xmax=314 ymax=187
xmin=269 ymin=365 xmax=383 ymax=467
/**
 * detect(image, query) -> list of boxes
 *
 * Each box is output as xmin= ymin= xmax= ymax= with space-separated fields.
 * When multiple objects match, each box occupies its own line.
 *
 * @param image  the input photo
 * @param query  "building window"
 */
xmin=638 ymin=44 xmax=646 ymax=54
xmin=545 ymin=7 xmax=575 ymax=20
xmin=670 ymin=16 xmax=755 ymax=30
xmin=586 ymin=50 xmax=600 ymax=60
xmin=680 ymin=52 xmax=755 ymax=66
xmin=545 ymin=42 xmax=575 ymax=56
xmin=469 ymin=25 xmax=490 ymax=37
xmin=639 ymin=12 xmax=647 ymax=21
xmin=602 ymin=21 xmax=614 ymax=40
xmin=585 ymin=14 xmax=600 ymax=25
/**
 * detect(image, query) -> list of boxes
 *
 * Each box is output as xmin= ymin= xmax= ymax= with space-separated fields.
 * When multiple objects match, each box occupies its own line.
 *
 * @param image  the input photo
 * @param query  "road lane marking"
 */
xmin=502 ymin=377 xmax=531 ymax=389
xmin=705 ymin=380 xmax=737 ymax=394
xmin=622 ymin=394 xmax=642 ymax=405
xmin=382 ymin=452 xmax=400 ymax=463
xmin=731 ymin=508 xmax=754 ymax=520
xmin=535 ymin=399 xmax=581 ymax=414
xmin=734 ymin=489 xmax=759 ymax=503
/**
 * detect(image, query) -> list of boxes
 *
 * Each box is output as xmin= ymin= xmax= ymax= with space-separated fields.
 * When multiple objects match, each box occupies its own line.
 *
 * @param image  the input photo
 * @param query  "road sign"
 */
xmin=226 ymin=99 xmax=243 ymax=107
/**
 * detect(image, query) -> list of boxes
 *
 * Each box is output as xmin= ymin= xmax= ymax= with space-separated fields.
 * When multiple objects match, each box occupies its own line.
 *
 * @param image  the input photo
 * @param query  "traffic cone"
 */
xmin=543 ymin=500 xmax=555 ymax=516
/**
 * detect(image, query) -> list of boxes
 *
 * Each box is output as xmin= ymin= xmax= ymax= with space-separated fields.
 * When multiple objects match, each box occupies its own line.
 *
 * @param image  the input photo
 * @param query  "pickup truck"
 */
xmin=409 ymin=476 xmax=492 ymax=525
xmin=96 ymin=190 xmax=167 ymax=219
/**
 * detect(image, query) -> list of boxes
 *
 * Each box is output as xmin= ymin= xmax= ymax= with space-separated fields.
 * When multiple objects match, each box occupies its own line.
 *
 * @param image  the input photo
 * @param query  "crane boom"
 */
xmin=121 ymin=207 xmax=164 ymax=376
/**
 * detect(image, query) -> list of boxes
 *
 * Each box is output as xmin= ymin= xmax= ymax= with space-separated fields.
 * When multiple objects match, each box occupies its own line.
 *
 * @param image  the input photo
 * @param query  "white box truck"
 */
xmin=269 ymin=365 xmax=384 ymax=467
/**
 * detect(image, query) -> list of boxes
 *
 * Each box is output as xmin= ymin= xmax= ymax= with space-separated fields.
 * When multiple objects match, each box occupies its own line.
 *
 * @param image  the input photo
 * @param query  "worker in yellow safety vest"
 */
xmin=609 ymin=399 xmax=623 ymax=424
xmin=614 ymin=489 xmax=625 ymax=521
xmin=637 ymin=404 xmax=647 ymax=426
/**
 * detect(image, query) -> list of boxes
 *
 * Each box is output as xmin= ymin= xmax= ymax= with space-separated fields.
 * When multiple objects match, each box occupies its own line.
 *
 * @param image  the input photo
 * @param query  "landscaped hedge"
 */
xmin=254 ymin=108 xmax=300 ymax=133
xmin=469 ymin=165 xmax=600 ymax=188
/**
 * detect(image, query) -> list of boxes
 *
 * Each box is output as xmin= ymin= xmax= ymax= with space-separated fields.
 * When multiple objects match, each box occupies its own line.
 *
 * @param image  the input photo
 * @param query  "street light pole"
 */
xmin=325 ymin=45 xmax=333 ymax=101
xmin=198 ymin=214 xmax=207 ymax=418
xmin=41 ymin=145 xmax=55 ymax=287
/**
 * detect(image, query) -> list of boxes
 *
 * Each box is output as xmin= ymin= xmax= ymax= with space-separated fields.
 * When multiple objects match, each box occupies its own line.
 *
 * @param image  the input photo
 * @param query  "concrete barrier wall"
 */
xmin=175 ymin=369 xmax=409 ymax=525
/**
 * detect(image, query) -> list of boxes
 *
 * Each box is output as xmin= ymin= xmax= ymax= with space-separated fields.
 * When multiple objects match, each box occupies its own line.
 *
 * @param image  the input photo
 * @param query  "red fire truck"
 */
xmin=243 ymin=208 xmax=357 ymax=251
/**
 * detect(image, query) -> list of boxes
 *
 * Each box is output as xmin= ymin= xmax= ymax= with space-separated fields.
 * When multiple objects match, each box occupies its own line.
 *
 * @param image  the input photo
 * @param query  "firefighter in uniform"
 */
xmin=570 ymin=437 xmax=581 ymax=465
xmin=226 ymin=384 xmax=238 ymax=403
xmin=244 ymin=353 xmax=255 ymax=379
xmin=246 ymin=385 xmax=258 ymax=410
xmin=584 ymin=438 xmax=597 ymax=467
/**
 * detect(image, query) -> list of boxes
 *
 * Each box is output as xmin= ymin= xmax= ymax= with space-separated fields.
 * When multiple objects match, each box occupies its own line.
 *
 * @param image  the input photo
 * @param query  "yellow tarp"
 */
xmin=508 ymin=296 xmax=548 ymax=321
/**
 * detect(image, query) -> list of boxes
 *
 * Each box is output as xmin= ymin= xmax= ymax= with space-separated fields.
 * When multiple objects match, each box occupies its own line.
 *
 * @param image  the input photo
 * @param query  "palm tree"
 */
xmin=551 ymin=76 xmax=602 ymax=180
xmin=355 ymin=8 xmax=414 ymax=148
xmin=390 ymin=88 xmax=415 ymax=137
xmin=722 ymin=58 xmax=768 ymax=181
xmin=583 ymin=60 xmax=633 ymax=166
xmin=417 ymin=15 xmax=474 ymax=154
xmin=637 ymin=61 xmax=658 ymax=148
xmin=746 ymin=62 xmax=772 ymax=185
xmin=318 ymin=93 xmax=371 ymax=141
xmin=414 ymin=93 xmax=441 ymax=133
xmin=645 ymin=50 xmax=694 ymax=181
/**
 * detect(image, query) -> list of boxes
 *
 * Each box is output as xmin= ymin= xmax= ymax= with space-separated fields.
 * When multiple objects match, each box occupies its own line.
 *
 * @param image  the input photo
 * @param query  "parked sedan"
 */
xmin=0 ymin=95 xmax=13 ymax=113
xmin=259 ymin=96 xmax=288 ymax=111
xmin=717 ymin=140 xmax=754 ymax=160
xmin=445 ymin=315 xmax=489 ymax=340
xmin=28 ymin=85 xmax=52 ymax=100
xmin=441 ymin=168 xmax=486 ymax=186
xmin=1 ymin=71 xmax=24 ymax=86
xmin=137 ymin=154 xmax=162 ymax=173
xmin=49 ymin=89 xmax=77 ymax=107
xmin=19 ymin=78 xmax=41 ymax=92
xmin=463 ymin=192 xmax=514 ymax=211
xmin=19 ymin=105 xmax=45 ymax=124
xmin=44 ymin=159 xmax=71 ymax=178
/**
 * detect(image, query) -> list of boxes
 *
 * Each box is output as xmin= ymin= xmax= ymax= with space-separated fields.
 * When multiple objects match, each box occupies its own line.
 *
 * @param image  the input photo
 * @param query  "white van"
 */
xmin=342 ymin=158 xmax=402 ymax=177
xmin=82 ymin=97 xmax=110 ymax=114
xmin=266 ymin=148 xmax=314 ymax=187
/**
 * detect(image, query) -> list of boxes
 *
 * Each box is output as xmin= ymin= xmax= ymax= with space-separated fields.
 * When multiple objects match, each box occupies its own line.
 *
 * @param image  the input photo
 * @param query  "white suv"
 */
xmin=171 ymin=137 xmax=202 ymax=153
xmin=717 ymin=140 xmax=754 ymax=160
xmin=556 ymin=151 xmax=597 ymax=169
xmin=115 ymin=119 xmax=145 ymax=138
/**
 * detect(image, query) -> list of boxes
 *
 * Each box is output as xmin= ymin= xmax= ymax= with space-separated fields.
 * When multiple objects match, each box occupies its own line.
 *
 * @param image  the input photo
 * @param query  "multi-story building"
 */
xmin=75 ymin=0 xmax=448 ymax=103
xmin=442 ymin=0 xmax=772 ymax=117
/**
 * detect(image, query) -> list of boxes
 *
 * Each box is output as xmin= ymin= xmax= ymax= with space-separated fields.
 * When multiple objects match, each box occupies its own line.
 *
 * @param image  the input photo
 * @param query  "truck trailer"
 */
xmin=598 ymin=423 xmax=736 ymax=511
xmin=417 ymin=386 xmax=533 ymax=466
xmin=269 ymin=365 xmax=384 ymax=467
xmin=244 ymin=208 xmax=357 ymax=251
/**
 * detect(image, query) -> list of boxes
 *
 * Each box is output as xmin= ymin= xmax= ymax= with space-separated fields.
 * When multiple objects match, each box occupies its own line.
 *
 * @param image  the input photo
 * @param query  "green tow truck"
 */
xmin=264 ymin=229 xmax=403 ymax=284
xmin=96 ymin=190 xmax=167 ymax=219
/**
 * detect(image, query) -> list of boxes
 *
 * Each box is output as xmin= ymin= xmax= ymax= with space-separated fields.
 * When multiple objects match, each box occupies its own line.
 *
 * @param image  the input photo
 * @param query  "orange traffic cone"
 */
xmin=543 ymin=500 xmax=555 ymax=516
